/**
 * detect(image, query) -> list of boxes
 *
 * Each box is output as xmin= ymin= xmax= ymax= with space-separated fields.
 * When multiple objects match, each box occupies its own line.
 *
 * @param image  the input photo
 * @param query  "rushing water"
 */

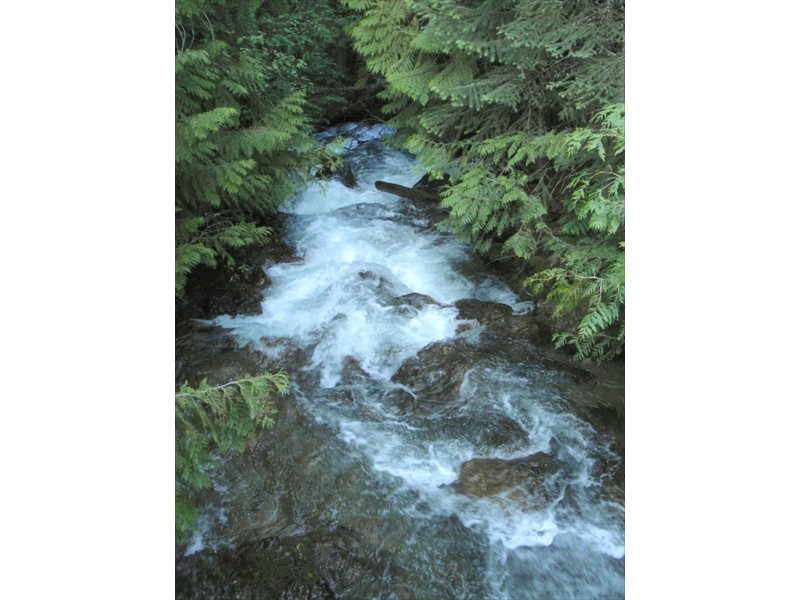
xmin=177 ymin=124 xmax=624 ymax=599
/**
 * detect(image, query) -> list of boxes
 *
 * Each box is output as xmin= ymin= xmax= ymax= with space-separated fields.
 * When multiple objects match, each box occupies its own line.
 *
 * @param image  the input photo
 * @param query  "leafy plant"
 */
xmin=175 ymin=0 xmax=351 ymax=297
xmin=175 ymin=371 xmax=290 ymax=542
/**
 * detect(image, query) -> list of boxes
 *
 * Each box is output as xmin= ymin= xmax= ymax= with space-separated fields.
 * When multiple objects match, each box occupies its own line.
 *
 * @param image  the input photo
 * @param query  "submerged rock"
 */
xmin=176 ymin=528 xmax=367 ymax=600
xmin=380 ymin=386 xmax=418 ymax=415
xmin=356 ymin=270 xmax=397 ymax=294
xmin=257 ymin=336 xmax=309 ymax=373
xmin=438 ymin=414 xmax=529 ymax=451
xmin=453 ymin=452 xmax=560 ymax=510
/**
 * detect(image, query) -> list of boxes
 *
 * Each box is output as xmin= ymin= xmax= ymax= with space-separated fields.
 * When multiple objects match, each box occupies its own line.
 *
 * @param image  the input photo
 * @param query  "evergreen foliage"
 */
xmin=174 ymin=0 xmax=368 ymax=543
xmin=175 ymin=0 xmax=354 ymax=297
xmin=175 ymin=371 xmax=290 ymax=542
xmin=344 ymin=0 xmax=625 ymax=361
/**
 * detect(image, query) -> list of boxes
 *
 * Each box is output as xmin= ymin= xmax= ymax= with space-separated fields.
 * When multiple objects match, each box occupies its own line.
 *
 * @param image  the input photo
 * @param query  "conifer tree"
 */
xmin=344 ymin=0 xmax=625 ymax=361
xmin=175 ymin=0 xmax=351 ymax=297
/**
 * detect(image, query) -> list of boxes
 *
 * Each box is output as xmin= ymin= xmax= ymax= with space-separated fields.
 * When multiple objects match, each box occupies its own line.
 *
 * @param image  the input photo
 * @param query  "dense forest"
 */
xmin=176 ymin=0 xmax=625 ymax=593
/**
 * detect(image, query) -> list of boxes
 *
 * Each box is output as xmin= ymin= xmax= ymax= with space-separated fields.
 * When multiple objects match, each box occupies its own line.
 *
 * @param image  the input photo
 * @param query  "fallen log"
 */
xmin=375 ymin=180 xmax=440 ymax=203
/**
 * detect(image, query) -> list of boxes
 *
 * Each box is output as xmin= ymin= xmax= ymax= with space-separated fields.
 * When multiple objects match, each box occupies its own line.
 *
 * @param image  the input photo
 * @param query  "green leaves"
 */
xmin=175 ymin=2 xmax=352 ymax=296
xmin=175 ymin=371 xmax=289 ymax=542
xmin=347 ymin=0 xmax=625 ymax=361
xmin=175 ymin=207 xmax=274 ymax=297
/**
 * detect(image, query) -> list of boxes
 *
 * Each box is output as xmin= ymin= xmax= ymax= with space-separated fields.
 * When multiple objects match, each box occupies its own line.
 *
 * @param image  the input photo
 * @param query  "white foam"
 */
xmin=287 ymin=182 xmax=398 ymax=215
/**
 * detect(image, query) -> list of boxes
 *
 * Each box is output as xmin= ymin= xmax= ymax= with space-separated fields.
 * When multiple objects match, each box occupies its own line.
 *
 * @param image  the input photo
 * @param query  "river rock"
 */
xmin=455 ymin=322 xmax=478 ymax=335
xmin=380 ymin=386 xmax=418 ymax=415
xmin=257 ymin=336 xmax=309 ymax=374
xmin=317 ymin=151 xmax=356 ymax=187
xmin=339 ymin=356 xmax=371 ymax=385
xmin=438 ymin=414 xmax=529 ymax=451
xmin=390 ymin=338 xmax=486 ymax=405
xmin=176 ymin=322 xmax=269 ymax=387
xmin=176 ymin=529 xmax=368 ymax=600
xmin=453 ymin=452 xmax=560 ymax=510
xmin=177 ymin=262 xmax=270 ymax=320
xmin=175 ymin=320 xmax=312 ymax=388
xmin=486 ymin=314 xmax=543 ymax=343
xmin=393 ymin=292 xmax=440 ymax=310
xmin=455 ymin=299 xmax=513 ymax=323
xmin=454 ymin=299 xmax=545 ymax=343
xmin=336 ymin=163 xmax=357 ymax=188
xmin=592 ymin=453 xmax=625 ymax=506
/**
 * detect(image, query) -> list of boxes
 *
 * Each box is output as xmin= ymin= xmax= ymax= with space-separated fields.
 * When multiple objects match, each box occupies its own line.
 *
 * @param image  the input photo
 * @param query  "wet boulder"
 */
xmin=177 ymin=262 xmax=271 ymax=320
xmin=455 ymin=299 xmax=513 ymax=323
xmin=437 ymin=414 xmax=529 ymax=452
xmin=338 ymin=356 xmax=371 ymax=385
xmin=354 ymin=270 xmax=406 ymax=306
xmin=390 ymin=338 xmax=486 ymax=406
xmin=257 ymin=336 xmax=309 ymax=375
xmin=380 ymin=386 xmax=418 ymax=415
xmin=176 ymin=321 xmax=280 ymax=387
xmin=336 ymin=163 xmax=357 ymax=188
xmin=455 ymin=322 xmax=478 ymax=335
xmin=591 ymin=453 xmax=625 ymax=507
xmin=357 ymin=270 xmax=395 ymax=290
xmin=455 ymin=299 xmax=544 ymax=343
xmin=485 ymin=314 xmax=543 ymax=343
xmin=453 ymin=452 xmax=560 ymax=510
xmin=176 ymin=327 xmax=309 ymax=390
xmin=392 ymin=292 xmax=440 ymax=310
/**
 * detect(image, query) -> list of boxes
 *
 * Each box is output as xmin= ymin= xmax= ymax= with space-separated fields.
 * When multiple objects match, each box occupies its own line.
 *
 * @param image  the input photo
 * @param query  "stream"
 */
xmin=176 ymin=124 xmax=625 ymax=599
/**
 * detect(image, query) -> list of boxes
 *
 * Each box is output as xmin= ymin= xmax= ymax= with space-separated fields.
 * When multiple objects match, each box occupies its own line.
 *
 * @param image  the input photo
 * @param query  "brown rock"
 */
xmin=455 ymin=299 xmax=513 ymax=323
xmin=390 ymin=338 xmax=485 ymax=405
xmin=484 ymin=314 xmax=543 ymax=343
xmin=393 ymin=293 xmax=440 ymax=310
xmin=455 ymin=322 xmax=477 ymax=335
xmin=176 ymin=322 xmax=294 ymax=388
xmin=453 ymin=452 xmax=560 ymax=510
xmin=454 ymin=299 xmax=544 ymax=343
